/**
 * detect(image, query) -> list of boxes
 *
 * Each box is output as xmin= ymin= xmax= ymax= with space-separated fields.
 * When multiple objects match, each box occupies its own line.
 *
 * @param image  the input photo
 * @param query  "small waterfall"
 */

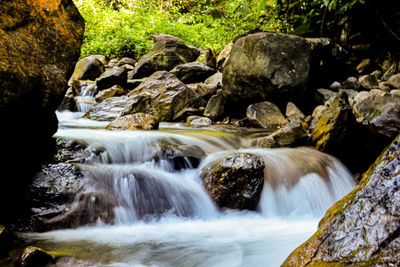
xmin=75 ymin=83 xmax=97 ymax=113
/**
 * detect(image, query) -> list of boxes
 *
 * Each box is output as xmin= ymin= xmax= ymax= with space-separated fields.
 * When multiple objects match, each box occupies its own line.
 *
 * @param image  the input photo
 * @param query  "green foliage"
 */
xmin=74 ymin=0 xmax=365 ymax=60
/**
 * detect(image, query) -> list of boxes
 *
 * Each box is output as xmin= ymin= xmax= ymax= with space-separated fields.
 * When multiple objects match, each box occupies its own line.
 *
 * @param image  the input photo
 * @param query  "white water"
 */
xmin=22 ymin=111 xmax=356 ymax=266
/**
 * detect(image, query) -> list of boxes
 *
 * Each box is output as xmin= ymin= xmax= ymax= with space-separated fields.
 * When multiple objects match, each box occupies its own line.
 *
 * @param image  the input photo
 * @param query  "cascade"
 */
xmin=21 ymin=111 xmax=356 ymax=267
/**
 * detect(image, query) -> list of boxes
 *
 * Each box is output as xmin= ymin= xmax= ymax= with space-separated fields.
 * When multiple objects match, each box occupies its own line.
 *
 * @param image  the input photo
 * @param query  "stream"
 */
xmin=20 ymin=111 xmax=356 ymax=267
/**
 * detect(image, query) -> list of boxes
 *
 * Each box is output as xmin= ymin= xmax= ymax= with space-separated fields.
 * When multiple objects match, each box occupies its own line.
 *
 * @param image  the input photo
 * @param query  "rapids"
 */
xmin=20 ymin=111 xmax=356 ymax=266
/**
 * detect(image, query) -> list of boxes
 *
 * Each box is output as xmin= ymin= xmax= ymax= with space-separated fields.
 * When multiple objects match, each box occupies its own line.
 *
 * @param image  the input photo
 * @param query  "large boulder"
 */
xmin=223 ymin=33 xmax=310 ymax=105
xmin=128 ymin=34 xmax=200 ymax=79
xmin=353 ymin=89 xmax=400 ymax=139
xmin=246 ymin=101 xmax=289 ymax=129
xmin=0 ymin=0 xmax=84 ymax=223
xmin=96 ymin=66 xmax=128 ymax=90
xmin=282 ymin=134 xmax=400 ymax=266
xmin=200 ymin=153 xmax=265 ymax=210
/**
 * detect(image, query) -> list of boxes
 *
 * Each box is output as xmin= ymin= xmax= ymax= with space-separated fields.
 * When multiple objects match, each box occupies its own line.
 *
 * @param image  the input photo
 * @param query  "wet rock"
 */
xmin=0 ymin=0 xmax=84 ymax=223
xmin=257 ymin=120 xmax=308 ymax=148
xmin=96 ymin=66 xmax=128 ymax=90
xmin=246 ymin=101 xmax=288 ymax=129
xmin=353 ymin=89 xmax=400 ymax=138
xmin=58 ymin=86 xmax=78 ymax=112
xmin=204 ymin=90 xmax=225 ymax=119
xmin=216 ymin=43 xmax=233 ymax=70
xmin=201 ymin=153 xmax=265 ymax=210
xmin=129 ymin=34 xmax=200 ymax=79
xmin=382 ymin=62 xmax=398 ymax=81
xmin=285 ymin=102 xmax=305 ymax=122
xmin=95 ymin=85 xmax=126 ymax=103
xmin=128 ymin=71 xmax=205 ymax=121
xmin=117 ymin=57 xmax=137 ymax=67
xmin=190 ymin=117 xmax=212 ymax=126
xmin=107 ymin=113 xmax=159 ymax=130
xmin=282 ymin=135 xmax=400 ymax=266
xmin=42 ymin=192 xmax=116 ymax=230
xmin=54 ymin=139 xmax=104 ymax=164
xmin=17 ymin=246 xmax=55 ymax=267
xmin=342 ymin=76 xmax=360 ymax=90
xmin=358 ymin=74 xmax=379 ymax=90
xmin=68 ymin=55 xmax=105 ymax=85
xmin=387 ymin=73 xmax=400 ymax=89
xmin=202 ymin=47 xmax=216 ymax=68
xmin=85 ymin=95 xmax=146 ymax=121
xmin=126 ymin=78 xmax=147 ymax=90
xmin=170 ymin=62 xmax=217 ymax=83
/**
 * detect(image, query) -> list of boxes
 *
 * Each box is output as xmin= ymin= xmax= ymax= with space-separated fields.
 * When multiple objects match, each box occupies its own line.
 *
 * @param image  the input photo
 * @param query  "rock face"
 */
xmin=201 ymin=153 xmax=265 ymax=210
xmin=246 ymin=101 xmax=289 ymax=128
xmin=128 ymin=34 xmax=200 ymax=79
xmin=0 ymin=0 xmax=84 ymax=223
xmin=283 ymin=134 xmax=400 ymax=266
xmin=222 ymin=33 xmax=310 ymax=106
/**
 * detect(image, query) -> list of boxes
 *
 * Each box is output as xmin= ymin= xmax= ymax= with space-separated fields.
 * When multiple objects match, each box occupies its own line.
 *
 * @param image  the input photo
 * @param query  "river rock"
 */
xmin=353 ymin=89 xmax=400 ymax=138
xmin=282 ymin=134 xmax=400 ymax=266
xmin=222 ymin=33 xmax=310 ymax=106
xmin=68 ymin=55 xmax=105 ymax=85
xmin=315 ymin=88 xmax=336 ymax=104
xmin=358 ymin=74 xmax=379 ymax=90
xmin=107 ymin=113 xmax=159 ymax=130
xmin=201 ymin=47 xmax=216 ymax=68
xmin=96 ymin=66 xmax=128 ymax=90
xmin=285 ymin=102 xmax=305 ymax=122
xmin=257 ymin=120 xmax=308 ymax=148
xmin=128 ymin=71 xmax=205 ymax=121
xmin=42 ymin=192 xmax=117 ymax=230
xmin=246 ymin=101 xmax=288 ymax=129
xmin=201 ymin=153 xmax=265 ymax=210
xmin=95 ymin=85 xmax=126 ymax=103
xmin=128 ymin=34 xmax=200 ymax=79
xmin=18 ymin=246 xmax=55 ymax=267
xmin=387 ymin=73 xmax=400 ymax=89
xmin=342 ymin=76 xmax=360 ymax=90
xmin=170 ymin=62 xmax=217 ymax=83
xmin=204 ymin=90 xmax=225 ymax=119
xmin=117 ymin=57 xmax=137 ymax=67
xmin=190 ymin=117 xmax=212 ymax=126
xmin=0 ymin=0 xmax=84 ymax=224
xmin=54 ymin=139 xmax=104 ymax=164
xmin=216 ymin=43 xmax=233 ymax=70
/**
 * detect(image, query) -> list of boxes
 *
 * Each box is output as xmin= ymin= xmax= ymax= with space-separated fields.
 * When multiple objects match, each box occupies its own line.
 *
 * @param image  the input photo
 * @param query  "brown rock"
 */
xmin=0 ymin=0 xmax=84 ymax=223
xmin=387 ymin=73 xmax=400 ymax=89
xmin=246 ymin=101 xmax=288 ymax=129
xmin=107 ymin=113 xmax=159 ymax=130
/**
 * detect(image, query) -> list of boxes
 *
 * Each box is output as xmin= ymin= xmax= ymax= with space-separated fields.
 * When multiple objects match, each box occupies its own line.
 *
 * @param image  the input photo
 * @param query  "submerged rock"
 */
xmin=201 ymin=153 xmax=265 ymax=210
xmin=282 ymin=134 xmax=400 ymax=266
xmin=246 ymin=101 xmax=288 ymax=129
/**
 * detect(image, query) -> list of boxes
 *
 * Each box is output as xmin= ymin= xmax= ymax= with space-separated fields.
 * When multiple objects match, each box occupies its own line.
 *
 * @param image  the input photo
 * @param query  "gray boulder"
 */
xmin=171 ymin=62 xmax=217 ymax=83
xmin=246 ymin=101 xmax=288 ymax=129
xmin=96 ymin=66 xmax=128 ymax=90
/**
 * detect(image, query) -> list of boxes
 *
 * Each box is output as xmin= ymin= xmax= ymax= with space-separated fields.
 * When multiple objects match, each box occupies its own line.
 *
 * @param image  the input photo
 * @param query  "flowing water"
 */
xmin=21 ymin=111 xmax=356 ymax=267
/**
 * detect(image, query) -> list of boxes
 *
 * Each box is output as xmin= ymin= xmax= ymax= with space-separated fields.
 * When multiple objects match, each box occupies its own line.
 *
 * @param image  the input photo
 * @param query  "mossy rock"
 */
xmin=282 ymin=134 xmax=400 ymax=266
